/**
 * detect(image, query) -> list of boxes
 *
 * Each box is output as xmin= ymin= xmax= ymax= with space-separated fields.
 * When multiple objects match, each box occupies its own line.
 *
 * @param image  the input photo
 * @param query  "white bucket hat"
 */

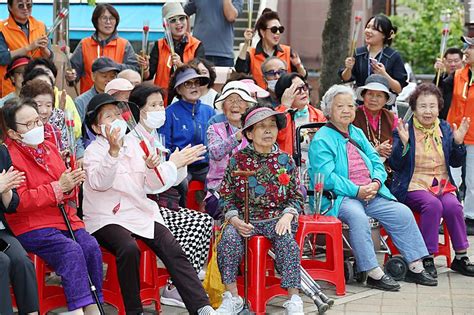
xmin=214 ymin=81 xmax=257 ymax=110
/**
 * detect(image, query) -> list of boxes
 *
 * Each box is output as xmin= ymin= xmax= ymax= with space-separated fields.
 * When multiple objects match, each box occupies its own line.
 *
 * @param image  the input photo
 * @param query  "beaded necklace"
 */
xmin=363 ymin=110 xmax=382 ymax=147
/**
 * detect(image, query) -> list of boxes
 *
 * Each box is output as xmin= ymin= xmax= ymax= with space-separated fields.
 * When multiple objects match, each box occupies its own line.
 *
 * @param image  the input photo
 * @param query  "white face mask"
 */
xmin=20 ymin=125 xmax=45 ymax=146
xmin=100 ymin=119 xmax=128 ymax=140
xmin=266 ymin=79 xmax=278 ymax=92
xmin=144 ymin=111 xmax=166 ymax=129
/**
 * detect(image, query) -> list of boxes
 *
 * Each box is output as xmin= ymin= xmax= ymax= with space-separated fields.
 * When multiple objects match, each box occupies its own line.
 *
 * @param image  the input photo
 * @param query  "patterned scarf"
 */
xmin=413 ymin=117 xmax=443 ymax=156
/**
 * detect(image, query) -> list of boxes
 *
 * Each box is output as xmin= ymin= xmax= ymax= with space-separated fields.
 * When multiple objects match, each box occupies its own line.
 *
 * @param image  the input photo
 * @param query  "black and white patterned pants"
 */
xmin=160 ymin=207 xmax=213 ymax=274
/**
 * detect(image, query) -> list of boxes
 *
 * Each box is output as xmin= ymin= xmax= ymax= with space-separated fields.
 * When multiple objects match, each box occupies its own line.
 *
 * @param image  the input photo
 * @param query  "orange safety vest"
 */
xmin=80 ymin=36 xmax=127 ymax=94
xmin=154 ymin=34 xmax=201 ymax=90
xmin=447 ymin=65 xmax=474 ymax=144
xmin=249 ymin=44 xmax=292 ymax=89
xmin=0 ymin=15 xmax=45 ymax=97
xmin=276 ymin=104 xmax=327 ymax=155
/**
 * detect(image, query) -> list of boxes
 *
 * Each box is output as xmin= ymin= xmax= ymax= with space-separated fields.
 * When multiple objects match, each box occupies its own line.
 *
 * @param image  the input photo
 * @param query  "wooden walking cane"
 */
xmin=232 ymin=170 xmax=256 ymax=314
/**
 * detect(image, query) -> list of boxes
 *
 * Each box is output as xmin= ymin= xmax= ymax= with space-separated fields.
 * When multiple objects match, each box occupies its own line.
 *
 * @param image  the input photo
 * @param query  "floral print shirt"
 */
xmin=219 ymin=144 xmax=304 ymax=222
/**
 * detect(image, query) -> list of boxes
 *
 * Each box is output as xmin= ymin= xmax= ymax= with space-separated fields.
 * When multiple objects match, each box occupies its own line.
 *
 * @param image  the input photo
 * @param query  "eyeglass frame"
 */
xmin=266 ymin=26 xmax=285 ymax=34
xmin=15 ymin=1 xmax=33 ymax=10
xmin=169 ymin=16 xmax=187 ymax=24
xmin=295 ymin=84 xmax=309 ymax=94
xmin=182 ymin=79 xmax=202 ymax=89
xmin=16 ymin=117 xmax=43 ymax=131
xmin=263 ymin=69 xmax=287 ymax=78
xmin=99 ymin=15 xmax=117 ymax=23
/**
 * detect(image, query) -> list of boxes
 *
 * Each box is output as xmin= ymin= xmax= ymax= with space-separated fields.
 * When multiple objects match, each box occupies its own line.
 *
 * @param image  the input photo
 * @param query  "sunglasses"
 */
xmin=169 ymin=16 xmax=186 ymax=24
xmin=183 ymin=79 xmax=201 ymax=89
xmin=296 ymin=84 xmax=309 ymax=94
xmin=266 ymin=26 xmax=285 ymax=34
xmin=264 ymin=69 xmax=287 ymax=78
xmin=17 ymin=2 xmax=33 ymax=10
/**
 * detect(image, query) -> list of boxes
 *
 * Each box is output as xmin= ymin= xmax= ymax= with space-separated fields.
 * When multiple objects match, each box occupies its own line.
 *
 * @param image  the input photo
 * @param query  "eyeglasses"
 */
xmin=183 ymin=79 xmax=201 ymax=89
xmin=296 ymin=84 xmax=309 ymax=94
xmin=264 ymin=69 xmax=287 ymax=78
xmin=16 ymin=117 xmax=43 ymax=131
xmin=225 ymin=98 xmax=246 ymax=106
xmin=266 ymin=26 xmax=285 ymax=34
xmin=17 ymin=2 xmax=32 ymax=10
xmin=100 ymin=16 xmax=116 ymax=23
xmin=169 ymin=16 xmax=186 ymax=24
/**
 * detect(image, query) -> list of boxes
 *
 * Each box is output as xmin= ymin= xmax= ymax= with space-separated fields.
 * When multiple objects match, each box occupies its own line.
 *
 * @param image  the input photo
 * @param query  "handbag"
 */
xmin=429 ymin=178 xmax=457 ymax=196
xmin=203 ymin=222 xmax=228 ymax=308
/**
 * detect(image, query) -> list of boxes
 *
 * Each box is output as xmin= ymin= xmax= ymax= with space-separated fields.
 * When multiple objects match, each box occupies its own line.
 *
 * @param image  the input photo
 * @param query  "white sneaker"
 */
xmin=283 ymin=294 xmax=304 ymax=315
xmin=216 ymin=291 xmax=244 ymax=315
xmin=160 ymin=285 xmax=186 ymax=308
xmin=198 ymin=269 xmax=206 ymax=281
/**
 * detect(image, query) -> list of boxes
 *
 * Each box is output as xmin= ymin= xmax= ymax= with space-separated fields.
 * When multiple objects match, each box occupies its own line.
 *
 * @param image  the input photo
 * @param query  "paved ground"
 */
xmin=46 ymin=235 xmax=474 ymax=314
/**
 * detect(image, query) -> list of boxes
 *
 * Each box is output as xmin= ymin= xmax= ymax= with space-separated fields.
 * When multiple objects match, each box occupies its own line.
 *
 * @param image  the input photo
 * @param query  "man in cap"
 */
xmin=0 ymin=55 xmax=30 ymax=107
xmin=137 ymin=1 xmax=205 ymax=92
xmin=74 ymin=56 xmax=120 ymax=122
xmin=445 ymin=36 xmax=474 ymax=235
xmin=105 ymin=77 xmax=134 ymax=102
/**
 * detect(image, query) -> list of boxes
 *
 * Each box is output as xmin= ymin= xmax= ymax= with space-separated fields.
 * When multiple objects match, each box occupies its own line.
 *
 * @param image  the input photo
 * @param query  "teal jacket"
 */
xmin=308 ymin=124 xmax=395 ymax=217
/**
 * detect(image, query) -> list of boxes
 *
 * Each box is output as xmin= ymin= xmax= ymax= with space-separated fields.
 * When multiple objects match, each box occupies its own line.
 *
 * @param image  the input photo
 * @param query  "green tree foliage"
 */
xmin=391 ymin=0 xmax=464 ymax=74
xmin=87 ymin=0 xmax=96 ymax=5
xmin=319 ymin=0 xmax=353 ymax=97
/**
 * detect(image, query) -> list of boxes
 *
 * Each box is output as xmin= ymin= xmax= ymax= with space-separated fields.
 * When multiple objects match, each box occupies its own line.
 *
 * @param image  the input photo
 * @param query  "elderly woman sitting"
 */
xmin=204 ymin=80 xmax=256 ymax=219
xmin=217 ymin=104 xmax=304 ymax=314
xmin=352 ymin=74 xmax=397 ymax=159
xmin=390 ymin=83 xmax=474 ymax=277
xmin=308 ymin=85 xmax=436 ymax=291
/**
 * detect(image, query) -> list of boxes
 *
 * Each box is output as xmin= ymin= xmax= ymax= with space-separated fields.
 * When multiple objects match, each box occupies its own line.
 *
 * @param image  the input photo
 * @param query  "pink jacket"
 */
xmin=82 ymin=134 xmax=178 ymax=238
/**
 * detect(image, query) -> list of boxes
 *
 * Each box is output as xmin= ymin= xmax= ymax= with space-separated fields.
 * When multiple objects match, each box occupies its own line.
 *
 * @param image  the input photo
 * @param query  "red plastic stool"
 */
xmin=236 ymin=236 xmax=287 ymax=315
xmin=383 ymin=211 xmax=452 ymax=267
xmin=294 ymin=214 xmax=345 ymax=296
xmin=28 ymin=254 xmax=67 ymax=315
xmin=186 ymin=180 xmax=205 ymax=211
xmin=102 ymin=239 xmax=169 ymax=314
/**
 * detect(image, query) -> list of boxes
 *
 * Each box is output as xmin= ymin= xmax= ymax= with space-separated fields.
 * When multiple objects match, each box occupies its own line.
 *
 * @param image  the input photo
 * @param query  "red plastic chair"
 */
xmin=236 ymin=236 xmax=287 ymax=315
xmin=101 ymin=239 xmax=169 ymax=315
xmin=17 ymin=254 xmax=67 ymax=315
xmin=186 ymin=180 xmax=205 ymax=211
xmin=383 ymin=211 xmax=452 ymax=267
xmin=294 ymin=214 xmax=346 ymax=296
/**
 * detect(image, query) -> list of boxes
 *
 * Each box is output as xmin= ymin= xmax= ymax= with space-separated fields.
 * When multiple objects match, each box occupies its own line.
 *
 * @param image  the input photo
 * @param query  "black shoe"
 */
xmin=466 ymin=218 xmax=474 ymax=236
xmin=451 ymin=256 xmax=474 ymax=277
xmin=422 ymin=257 xmax=438 ymax=278
xmin=366 ymin=274 xmax=401 ymax=291
xmin=404 ymin=270 xmax=438 ymax=286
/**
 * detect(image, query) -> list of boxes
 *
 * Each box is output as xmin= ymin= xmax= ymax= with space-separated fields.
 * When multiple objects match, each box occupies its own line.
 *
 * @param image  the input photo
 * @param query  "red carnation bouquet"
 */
xmin=313 ymin=173 xmax=325 ymax=215
xmin=277 ymin=168 xmax=291 ymax=196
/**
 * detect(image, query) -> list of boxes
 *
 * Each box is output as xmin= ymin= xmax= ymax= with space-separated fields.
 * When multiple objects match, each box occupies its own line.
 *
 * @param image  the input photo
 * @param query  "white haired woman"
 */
xmin=308 ymin=85 xmax=436 ymax=291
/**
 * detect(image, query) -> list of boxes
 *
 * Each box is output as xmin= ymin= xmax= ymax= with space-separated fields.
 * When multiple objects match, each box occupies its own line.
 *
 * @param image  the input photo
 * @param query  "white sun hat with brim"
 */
xmin=214 ymin=81 xmax=257 ymax=111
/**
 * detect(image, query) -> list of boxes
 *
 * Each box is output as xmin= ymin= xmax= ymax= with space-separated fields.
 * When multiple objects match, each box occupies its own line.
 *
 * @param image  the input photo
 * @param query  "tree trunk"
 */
xmin=319 ymin=0 xmax=353 ymax=97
